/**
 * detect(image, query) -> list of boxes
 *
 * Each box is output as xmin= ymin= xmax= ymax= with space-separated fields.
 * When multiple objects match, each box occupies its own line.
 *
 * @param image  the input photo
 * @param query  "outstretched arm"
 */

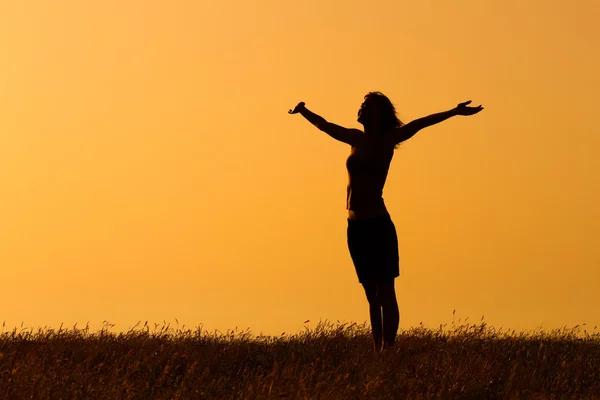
xmin=390 ymin=100 xmax=483 ymax=145
xmin=289 ymin=102 xmax=362 ymax=146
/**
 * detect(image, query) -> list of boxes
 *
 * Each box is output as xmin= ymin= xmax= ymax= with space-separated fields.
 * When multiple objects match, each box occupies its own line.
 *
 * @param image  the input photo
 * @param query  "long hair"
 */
xmin=360 ymin=91 xmax=404 ymax=129
xmin=359 ymin=91 xmax=405 ymax=148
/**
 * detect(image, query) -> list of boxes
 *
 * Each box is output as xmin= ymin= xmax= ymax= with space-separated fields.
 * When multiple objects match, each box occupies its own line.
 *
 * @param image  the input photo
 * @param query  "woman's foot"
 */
xmin=373 ymin=339 xmax=383 ymax=354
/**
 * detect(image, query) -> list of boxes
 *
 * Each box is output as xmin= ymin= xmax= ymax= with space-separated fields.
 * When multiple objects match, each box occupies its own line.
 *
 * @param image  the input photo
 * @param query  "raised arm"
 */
xmin=390 ymin=100 xmax=483 ymax=145
xmin=288 ymin=102 xmax=362 ymax=146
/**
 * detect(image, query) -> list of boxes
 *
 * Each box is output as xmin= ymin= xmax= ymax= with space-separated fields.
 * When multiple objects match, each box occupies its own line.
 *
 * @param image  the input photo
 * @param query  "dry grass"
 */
xmin=1 ymin=320 xmax=600 ymax=399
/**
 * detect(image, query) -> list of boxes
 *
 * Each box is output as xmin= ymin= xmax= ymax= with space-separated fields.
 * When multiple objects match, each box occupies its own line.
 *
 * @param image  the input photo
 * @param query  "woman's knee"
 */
xmin=377 ymin=281 xmax=397 ymax=305
xmin=362 ymin=283 xmax=380 ymax=306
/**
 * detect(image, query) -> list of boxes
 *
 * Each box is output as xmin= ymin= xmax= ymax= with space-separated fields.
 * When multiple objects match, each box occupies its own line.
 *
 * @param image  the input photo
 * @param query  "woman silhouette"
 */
xmin=289 ymin=92 xmax=483 ymax=352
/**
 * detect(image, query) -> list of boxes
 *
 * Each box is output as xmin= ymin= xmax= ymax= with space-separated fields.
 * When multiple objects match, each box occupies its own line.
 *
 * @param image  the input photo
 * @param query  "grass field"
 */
xmin=1 ymin=320 xmax=599 ymax=399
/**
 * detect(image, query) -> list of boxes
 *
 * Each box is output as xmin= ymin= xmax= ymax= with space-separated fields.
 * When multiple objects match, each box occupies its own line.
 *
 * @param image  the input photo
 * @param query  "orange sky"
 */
xmin=1 ymin=0 xmax=599 ymax=336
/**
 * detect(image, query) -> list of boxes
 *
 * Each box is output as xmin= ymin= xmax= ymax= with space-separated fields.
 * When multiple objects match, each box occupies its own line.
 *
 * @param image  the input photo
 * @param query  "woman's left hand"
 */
xmin=455 ymin=100 xmax=483 ymax=116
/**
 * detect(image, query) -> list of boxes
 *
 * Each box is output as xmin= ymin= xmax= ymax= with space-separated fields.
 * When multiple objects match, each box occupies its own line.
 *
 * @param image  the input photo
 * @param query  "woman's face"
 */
xmin=357 ymin=99 xmax=382 ymax=127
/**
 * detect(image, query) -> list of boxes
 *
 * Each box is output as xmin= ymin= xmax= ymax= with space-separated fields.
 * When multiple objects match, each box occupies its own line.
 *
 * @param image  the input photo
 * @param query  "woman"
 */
xmin=288 ymin=92 xmax=483 ymax=352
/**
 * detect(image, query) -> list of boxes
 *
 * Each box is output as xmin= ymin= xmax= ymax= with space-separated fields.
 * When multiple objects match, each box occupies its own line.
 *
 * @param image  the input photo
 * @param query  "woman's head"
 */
xmin=357 ymin=91 xmax=404 ymax=132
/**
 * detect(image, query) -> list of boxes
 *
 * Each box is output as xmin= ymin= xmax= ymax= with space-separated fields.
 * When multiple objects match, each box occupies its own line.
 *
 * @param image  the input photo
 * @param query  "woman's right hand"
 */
xmin=288 ymin=102 xmax=306 ymax=114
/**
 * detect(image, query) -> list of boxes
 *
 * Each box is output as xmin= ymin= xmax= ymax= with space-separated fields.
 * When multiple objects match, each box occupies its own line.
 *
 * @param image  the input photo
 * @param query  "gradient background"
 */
xmin=1 ymin=0 xmax=599 ymax=335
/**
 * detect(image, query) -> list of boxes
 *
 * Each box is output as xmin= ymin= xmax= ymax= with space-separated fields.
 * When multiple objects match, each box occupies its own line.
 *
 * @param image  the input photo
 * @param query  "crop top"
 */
xmin=345 ymin=137 xmax=394 ymax=211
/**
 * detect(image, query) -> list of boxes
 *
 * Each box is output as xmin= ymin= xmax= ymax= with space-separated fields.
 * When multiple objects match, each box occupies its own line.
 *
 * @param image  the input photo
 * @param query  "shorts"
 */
xmin=347 ymin=213 xmax=400 ymax=283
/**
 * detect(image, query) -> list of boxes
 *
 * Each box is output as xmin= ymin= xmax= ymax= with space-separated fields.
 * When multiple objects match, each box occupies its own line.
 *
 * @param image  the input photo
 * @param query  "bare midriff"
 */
xmin=347 ymin=204 xmax=389 ymax=220
xmin=346 ymin=136 xmax=394 ymax=221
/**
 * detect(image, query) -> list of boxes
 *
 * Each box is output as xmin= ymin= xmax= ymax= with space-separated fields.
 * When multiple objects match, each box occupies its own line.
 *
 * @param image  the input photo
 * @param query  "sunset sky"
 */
xmin=1 ymin=0 xmax=599 ymax=336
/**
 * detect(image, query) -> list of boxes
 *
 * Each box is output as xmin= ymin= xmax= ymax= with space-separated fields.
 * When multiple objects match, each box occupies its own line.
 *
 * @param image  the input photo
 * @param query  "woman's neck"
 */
xmin=363 ymin=122 xmax=384 ymax=135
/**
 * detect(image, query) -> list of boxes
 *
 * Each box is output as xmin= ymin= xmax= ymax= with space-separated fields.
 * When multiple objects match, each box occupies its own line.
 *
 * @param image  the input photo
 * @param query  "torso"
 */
xmin=346 ymin=134 xmax=395 ymax=220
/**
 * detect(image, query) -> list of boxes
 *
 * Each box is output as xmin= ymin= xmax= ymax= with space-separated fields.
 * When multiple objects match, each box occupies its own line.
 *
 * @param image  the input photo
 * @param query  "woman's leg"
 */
xmin=362 ymin=282 xmax=383 ymax=352
xmin=378 ymin=280 xmax=399 ymax=348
